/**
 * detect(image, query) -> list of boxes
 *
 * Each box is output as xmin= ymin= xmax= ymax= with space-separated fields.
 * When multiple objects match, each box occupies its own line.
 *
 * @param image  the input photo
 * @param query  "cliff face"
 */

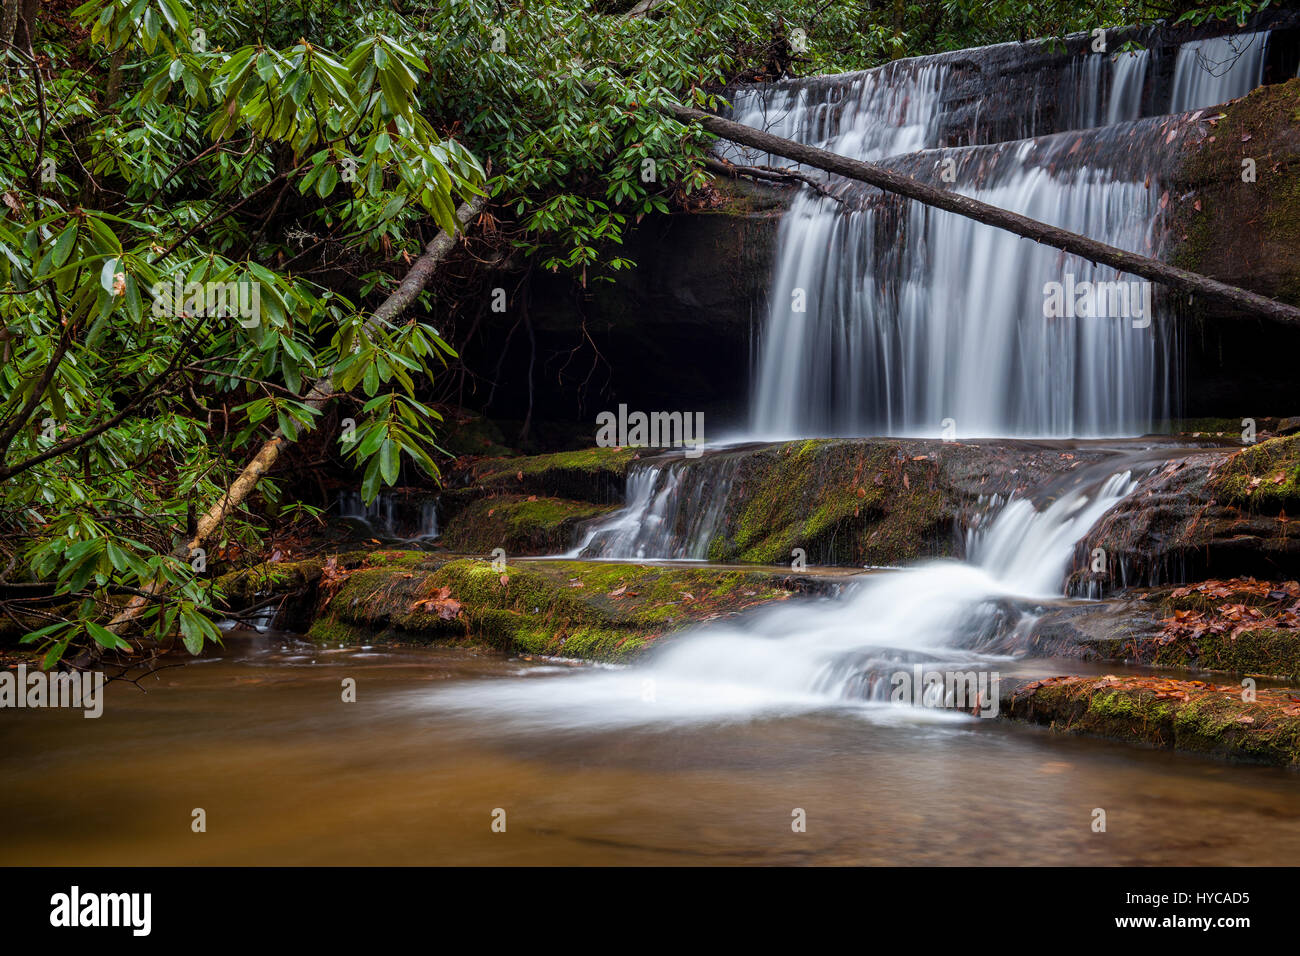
xmin=1167 ymin=78 xmax=1300 ymax=416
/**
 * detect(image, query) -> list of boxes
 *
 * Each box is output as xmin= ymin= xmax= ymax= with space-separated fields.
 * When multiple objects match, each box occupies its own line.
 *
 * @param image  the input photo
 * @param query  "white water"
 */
xmin=742 ymin=30 xmax=1272 ymax=441
xmin=1069 ymin=49 xmax=1150 ymax=128
xmin=427 ymin=470 xmax=1138 ymax=729
xmin=750 ymin=165 xmax=1166 ymax=439
xmin=339 ymin=492 xmax=439 ymax=541
xmin=567 ymin=458 xmax=738 ymax=560
xmin=1169 ymin=31 xmax=1268 ymax=113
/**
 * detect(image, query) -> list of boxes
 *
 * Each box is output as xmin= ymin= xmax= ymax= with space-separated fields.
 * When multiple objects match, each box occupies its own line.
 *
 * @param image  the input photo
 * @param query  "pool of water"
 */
xmin=2 ymin=631 xmax=1297 ymax=865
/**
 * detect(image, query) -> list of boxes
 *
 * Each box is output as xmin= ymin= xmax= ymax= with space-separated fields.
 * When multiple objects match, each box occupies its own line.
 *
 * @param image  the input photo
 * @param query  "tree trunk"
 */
xmin=666 ymin=102 xmax=1300 ymax=326
xmin=107 ymin=194 xmax=488 ymax=633
xmin=1 ymin=0 xmax=19 ymax=50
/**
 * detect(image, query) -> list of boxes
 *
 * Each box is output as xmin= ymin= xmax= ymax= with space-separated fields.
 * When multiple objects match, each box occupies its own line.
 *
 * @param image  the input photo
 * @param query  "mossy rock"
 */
xmin=707 ymin=440 xmax=956 ymax=566
xmin=439 ymin=495 xmax=615 ymax=555
xmin=1006 ymin=675 xmax=1300 ymax=766
xmin=1154 ymin=627 xmax=1300 ymax=682
xmin=308 ymin=555 xmax=818 ymax=662
xmin=1208 ymin=435 xmax=1300 ymax=514
xmin=1171 ymin=78 xmax=1300 ymax=306
xmin=456 ymin=446 xmax=641 ymax=505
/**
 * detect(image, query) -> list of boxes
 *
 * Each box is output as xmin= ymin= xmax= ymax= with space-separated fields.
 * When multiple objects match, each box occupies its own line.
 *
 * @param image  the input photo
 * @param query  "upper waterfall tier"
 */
xmin=722 ymin=11 xmax=1299 ymax=160
xmin=726 ymin=17 xmax=1296 ymax=441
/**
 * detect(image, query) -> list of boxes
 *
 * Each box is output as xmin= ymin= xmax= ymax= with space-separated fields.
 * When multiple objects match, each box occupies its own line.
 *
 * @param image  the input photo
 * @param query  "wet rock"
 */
xmin=440 ymin=495 xmax=616 ymax=554
xmin=1076 ymin=435 xmax=1300 ymax=587
xmin=1002 ymin=673 xmax=1300 ymax=767
xmin=305 ymin=555 xmax=839 ymax=661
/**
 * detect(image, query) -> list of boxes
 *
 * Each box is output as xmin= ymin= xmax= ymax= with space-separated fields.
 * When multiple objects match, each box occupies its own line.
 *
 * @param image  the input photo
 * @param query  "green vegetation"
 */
xmin=0 ymin=0 xmax=1281 ymax=669
xmin=306 ymin=553 xmax=804 ymax=661
xmin=1211 ymin=435 xmax=1300 ymax=512
xmin=440 ymin=495 xmax=615 ymax=554
xmin=1008 ymin=674 xmax=1300 ymax=766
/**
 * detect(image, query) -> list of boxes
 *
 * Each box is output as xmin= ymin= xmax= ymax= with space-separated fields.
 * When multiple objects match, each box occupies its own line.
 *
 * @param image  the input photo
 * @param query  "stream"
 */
xmin=2 ymin=632 xmax=1298 ymax=865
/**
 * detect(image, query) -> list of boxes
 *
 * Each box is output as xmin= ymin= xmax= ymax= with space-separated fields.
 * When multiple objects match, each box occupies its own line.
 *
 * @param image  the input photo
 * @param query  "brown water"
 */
xmin=2 ymin=629 xmax=1298 ymax=866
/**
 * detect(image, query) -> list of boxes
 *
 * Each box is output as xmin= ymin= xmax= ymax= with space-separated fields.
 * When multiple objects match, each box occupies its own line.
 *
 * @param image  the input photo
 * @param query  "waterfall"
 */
xmin=750 ymin=159 xmax=1168 ymax=438
xmin=338 ymin=492 xmax=439 ymax=541
xmin=568 ymin=457 xmax=740 ymax=560
xmin=1067 ymin=49 xmax=1150 ymax=128
xmin=738 ymin=30 xmax=1273 ymax=441
xmin=1168 ymin=31 xmax=1268 ymax=113
xmin=426 ymin=468 xmax=1140 ymax=728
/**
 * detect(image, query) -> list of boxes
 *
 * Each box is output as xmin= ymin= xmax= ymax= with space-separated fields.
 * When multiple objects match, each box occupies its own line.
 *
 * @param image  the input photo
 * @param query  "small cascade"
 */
xmin=569 ymin=456 xmax=741 ymax=560
xmin=338 ymin=492 xmax=439 ymax=542
xmin=1067 ymin=49 xmax=1150 ymax=129
xmin=1168 ymin=31 xmax=1269 ymax=112
xmin=426 ymin=467 xmax=1142 ymax=728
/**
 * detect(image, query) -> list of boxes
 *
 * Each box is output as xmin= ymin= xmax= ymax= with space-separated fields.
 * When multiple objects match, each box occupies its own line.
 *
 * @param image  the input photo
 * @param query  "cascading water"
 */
xmin=338 ymin=492 xmax=439 ymax=542
xmin=1168 ymin=31 xmax=1268 ymax=113
xmin=1068 ymin=49 xmax=1150 ymax=128
xmin=427 ymin=468 xmax=1140 ymax=728
xmin=568 ymin=457 xmax=740 ymax=560
xmin=430 ymin=29 xmax=1274 ymax=728
xmin=750 ymin=164 xmax=1167 ymax=439
xmin=741 ymin=31 xmax=1272 ymax=441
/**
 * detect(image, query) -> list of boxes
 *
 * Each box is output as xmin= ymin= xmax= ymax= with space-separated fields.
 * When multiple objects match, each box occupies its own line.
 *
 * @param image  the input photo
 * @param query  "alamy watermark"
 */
xmin=1043 ymin=274 xmax=1152 ymax=329
xmin=890 ymin=665 xmax=999 ymax=717
xmin=151 ymin=278 xmax=261 ymax=327
xmin=50 ymin=886 xmax=150 ymax=936
xmin=595 ymin=404 xmax=704 ymax=458
xmin=1 ymin=665 xmax=104 ymax=718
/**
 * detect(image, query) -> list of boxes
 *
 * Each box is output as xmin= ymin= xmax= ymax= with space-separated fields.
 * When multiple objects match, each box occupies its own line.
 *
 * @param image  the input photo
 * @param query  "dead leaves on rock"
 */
xmin=410 ymin=586 xmax=463 ymax=621
xmin=1159 ymin=578 xmax=1300 ymax=645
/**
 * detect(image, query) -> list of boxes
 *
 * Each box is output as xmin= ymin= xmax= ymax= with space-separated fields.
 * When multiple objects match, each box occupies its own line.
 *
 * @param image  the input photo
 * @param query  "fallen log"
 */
xmin=664 ymin=101 xmax=1300 ymax=326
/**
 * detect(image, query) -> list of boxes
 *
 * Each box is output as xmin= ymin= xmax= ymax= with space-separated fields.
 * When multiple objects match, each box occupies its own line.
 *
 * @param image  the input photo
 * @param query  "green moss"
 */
xmin=705 ymin=439 xmax=956 ymax=567
xmin=213 ymin=555 xmax=332 ymax=607
xmin=1155 ymin=627 xmax=1300 ymax=682
xmin=1009 ymin=676 xmax=1300 ymax=766
xmin=440 ymin=495 xmax=614 ymax=554
xmin=467 ymin=447 xmax=639 ymax=503
xmin=1209 ymin=435 xmax=1300 ymax=513
xmin=308 ymin=555 xmax=801 ymax=662
xmin=1172 ymin=78 xmax=1300 ymax=303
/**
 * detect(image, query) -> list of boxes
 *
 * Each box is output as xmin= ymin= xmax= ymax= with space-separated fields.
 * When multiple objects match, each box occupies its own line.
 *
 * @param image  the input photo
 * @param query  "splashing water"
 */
xmin=426 ymin=470 xmax=1138 ymax=730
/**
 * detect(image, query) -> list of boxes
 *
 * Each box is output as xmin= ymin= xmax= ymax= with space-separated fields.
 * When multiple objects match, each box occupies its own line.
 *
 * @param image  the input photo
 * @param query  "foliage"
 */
xmin=0 ymin=0 xmax=1287 ymax=666
xmin=0 ymin=0 xmax=481 ymax=664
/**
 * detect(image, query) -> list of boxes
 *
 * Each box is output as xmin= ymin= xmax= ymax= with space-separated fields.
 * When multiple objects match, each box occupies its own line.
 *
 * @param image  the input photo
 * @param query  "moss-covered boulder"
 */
xmin=444 ymin=446 xmax=640 ymax=507
xmin=308 ymin=555 xmax=830 ymax=661
xmin=1005 ymin=674 xmax=1300 ymax=767
xmin=217 ymin=549 xmax=447 ymax=629
xmin=439 ymin=495 xmax=615 ymax=554
xmin=602 ymin=437 xmax=1122 ymax=567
